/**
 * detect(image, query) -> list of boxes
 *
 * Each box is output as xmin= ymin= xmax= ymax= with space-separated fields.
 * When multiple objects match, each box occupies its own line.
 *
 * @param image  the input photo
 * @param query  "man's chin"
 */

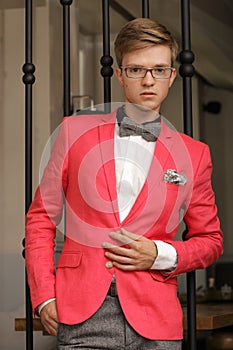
xmin=127 ymin=101 xmax=157 ymax=111
xmin=124 ymin=102 xmax=160 ymax=121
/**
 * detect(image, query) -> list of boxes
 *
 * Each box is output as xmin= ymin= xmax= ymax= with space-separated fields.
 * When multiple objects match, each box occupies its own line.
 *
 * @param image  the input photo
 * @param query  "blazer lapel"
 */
xmin=153 ymin=119 xmax=175 ymax=172
xmin=98 ymin=111 xmax=120 ymax=224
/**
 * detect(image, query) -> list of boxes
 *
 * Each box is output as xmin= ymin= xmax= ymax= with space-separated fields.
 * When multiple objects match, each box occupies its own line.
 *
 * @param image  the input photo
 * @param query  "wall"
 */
xmin=0 ymin=6 xmax=25 ymax=318
xmin=200 ymin=84 xmax=233 ymax=258
xmin=0 ymin=4 xmax=56 ymax=350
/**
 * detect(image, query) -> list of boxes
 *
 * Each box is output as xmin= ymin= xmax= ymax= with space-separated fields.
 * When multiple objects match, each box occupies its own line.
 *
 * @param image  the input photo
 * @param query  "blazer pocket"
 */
xmin=149 ymin=270 xmax=177 ymax=286
xmin=57 ymin=252 xmax=83 ymax=268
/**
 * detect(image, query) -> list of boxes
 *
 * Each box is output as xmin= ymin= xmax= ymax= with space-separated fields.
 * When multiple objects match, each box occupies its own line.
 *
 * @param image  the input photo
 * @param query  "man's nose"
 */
xmin=142 ymin=70 xmax=155 ymax=85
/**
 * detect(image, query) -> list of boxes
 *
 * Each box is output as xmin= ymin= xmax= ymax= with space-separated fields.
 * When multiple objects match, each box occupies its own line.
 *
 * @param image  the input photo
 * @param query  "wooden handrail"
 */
xmin=15 ymin=303 xmax=233 ymax=334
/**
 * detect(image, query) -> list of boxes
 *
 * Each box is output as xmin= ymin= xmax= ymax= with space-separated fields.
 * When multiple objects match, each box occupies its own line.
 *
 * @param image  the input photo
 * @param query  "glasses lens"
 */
xmin=126 ymin=67 xmax=145 ymax=78
xmin=152 ymin=68 xmax=171 ymax=79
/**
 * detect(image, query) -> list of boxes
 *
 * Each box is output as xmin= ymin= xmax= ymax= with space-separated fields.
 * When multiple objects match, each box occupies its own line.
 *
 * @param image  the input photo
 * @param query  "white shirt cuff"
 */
xmin=151 ymin=240 xmax=177 ymax=270
xmin=37 ymin=298 xmax=56 ymax=315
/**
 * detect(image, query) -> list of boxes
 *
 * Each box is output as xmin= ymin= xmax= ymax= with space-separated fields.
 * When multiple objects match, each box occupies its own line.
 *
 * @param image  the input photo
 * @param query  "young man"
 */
xmin=26 ymin=18 xmax=223 ymax=349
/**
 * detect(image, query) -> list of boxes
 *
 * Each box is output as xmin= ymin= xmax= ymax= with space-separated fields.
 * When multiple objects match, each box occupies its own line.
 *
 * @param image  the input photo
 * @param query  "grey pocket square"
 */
xmin=164 ymin=169 xmax=187 ymax=185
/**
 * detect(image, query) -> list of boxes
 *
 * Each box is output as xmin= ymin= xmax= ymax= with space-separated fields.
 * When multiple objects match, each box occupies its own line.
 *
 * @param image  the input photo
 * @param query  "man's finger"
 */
xmin=108 ymin=229 xmax=141 ymax=245
xmin=120 ymin=228 xmax=141 ymax=241
xmin=40 ymin=300 xmax=58 ymax=336
xmin=42 ymin=316 xmax=58 ymax=336
xmin=44 ymin=323 xmax=57 ymax=336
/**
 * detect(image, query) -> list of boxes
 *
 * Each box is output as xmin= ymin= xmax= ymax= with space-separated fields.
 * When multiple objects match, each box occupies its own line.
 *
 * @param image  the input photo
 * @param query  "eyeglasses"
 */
xmin=120 ymin=66 xmax=175 ymax=79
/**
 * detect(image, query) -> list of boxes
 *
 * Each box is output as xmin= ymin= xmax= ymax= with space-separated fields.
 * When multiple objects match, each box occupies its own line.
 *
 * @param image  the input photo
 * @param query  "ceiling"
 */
xmin=76 ymin=0 xmax=233 ymax=91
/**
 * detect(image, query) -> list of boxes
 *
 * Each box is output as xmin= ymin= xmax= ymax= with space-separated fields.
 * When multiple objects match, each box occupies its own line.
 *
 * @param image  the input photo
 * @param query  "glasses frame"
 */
xmin=120 ymin=66 xmax=175 ymax=79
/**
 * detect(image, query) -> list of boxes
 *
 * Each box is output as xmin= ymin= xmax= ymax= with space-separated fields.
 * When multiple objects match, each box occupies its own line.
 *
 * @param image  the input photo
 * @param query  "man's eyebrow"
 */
xmin=123 ymin=64 xmax=144 ymax=67
xmin=123 ymin=64 xmax=171 ymax=67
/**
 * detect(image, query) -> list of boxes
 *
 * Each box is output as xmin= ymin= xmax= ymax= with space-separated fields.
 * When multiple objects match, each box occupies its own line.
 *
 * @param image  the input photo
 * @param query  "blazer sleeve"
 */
xmin=25 ymin=117 xmax=69 ymax=311
xmin=167 ymin=143 xmax=223 ymax=277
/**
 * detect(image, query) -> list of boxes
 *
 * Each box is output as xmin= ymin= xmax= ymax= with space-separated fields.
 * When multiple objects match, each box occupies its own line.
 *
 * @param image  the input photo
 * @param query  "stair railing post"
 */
xmin=101 ymin=0 xmax=114 ymax=112
xmin=22 ymin=0 xmax=35 ymax=348
xmin=60 ymin=0 xmax=73 ymax=116
xmin=179 ymin=0 xmax=197 ymax=349
xmin=142 ymin=0 xmax=149 ymax=18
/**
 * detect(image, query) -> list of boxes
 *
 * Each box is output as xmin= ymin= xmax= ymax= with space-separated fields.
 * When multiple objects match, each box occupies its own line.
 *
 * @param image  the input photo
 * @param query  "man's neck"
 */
xmin=124 ymin=104 xmax=160 ymax=124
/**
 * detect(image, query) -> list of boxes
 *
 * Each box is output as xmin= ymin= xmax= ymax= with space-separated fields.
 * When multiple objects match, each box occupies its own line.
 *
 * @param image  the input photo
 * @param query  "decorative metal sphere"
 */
xmin=101 ymin=66 xmax=114 ymax=78
xmin=179 ymin=50 xmax=195 ymax=64
xmin=179 ymin=63 xmax=195 ymax=78
xmin=22 ymin=63 xmax=35 ymax=74
xmin=100 ymin=55 xmax=113 ymax=67
xmin=60 ymin=0 xmax=73 ymax=5
xmin=22 ymin=63 xmax=35 ymax=84
xmin=100 ymin=55 xmax=114 ymax=77
xmin=178 ymin=50 xmax=195 ymax=77
xmin=22 ymin=238 xmax=26 ymax=259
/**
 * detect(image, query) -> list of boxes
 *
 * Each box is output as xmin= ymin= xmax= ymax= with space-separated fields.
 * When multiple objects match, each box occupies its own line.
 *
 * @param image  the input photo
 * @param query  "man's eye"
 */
xmin=154 ymin=68 xmax=165 ymax=74
xmin=129 ymin=67 xmax=142 ymax=73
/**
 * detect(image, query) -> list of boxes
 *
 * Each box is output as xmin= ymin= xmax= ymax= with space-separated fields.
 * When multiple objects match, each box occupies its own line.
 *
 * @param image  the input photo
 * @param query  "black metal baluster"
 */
xmin=142 ymin=0 xmax=150 ymax=18
xmin=179 ymin=0 xmax=196 ymax=349
xmin=101 ymin=0 xmax=113 ymax=111
xmin=60 ymin=0 xmax=73 ymax=116
xmin=179 ymin=0 xmax=195 ymax=137
xmin=22 ymin=0 xmax=35 ymax=348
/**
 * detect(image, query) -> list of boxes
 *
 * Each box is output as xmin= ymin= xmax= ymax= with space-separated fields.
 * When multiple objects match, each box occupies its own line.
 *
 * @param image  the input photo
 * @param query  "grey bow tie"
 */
xmin=119 ymin=116 xmax=161 ymax=142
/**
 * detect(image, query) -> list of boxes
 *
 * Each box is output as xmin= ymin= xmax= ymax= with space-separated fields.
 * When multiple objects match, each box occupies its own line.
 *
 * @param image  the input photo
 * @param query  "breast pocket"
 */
xmin=149 ymin=270 xmax=178 ymax=286
xmin=55 ymin=252 xmax=83 ymax=303
xmin=57 ymin=251 xmax=83 ymax=268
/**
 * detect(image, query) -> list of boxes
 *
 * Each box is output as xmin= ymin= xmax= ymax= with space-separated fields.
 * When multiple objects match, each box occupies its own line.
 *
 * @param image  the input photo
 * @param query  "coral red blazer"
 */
xmin=26 ymin=111 xmax=223 ymax=340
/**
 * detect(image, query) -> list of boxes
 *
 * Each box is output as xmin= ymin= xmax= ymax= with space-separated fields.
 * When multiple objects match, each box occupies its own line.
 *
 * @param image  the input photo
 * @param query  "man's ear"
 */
xmin=169 ymin=68 xmax=177 ymax=88
xmin=115 ymin=67 xmax=124 ymax=86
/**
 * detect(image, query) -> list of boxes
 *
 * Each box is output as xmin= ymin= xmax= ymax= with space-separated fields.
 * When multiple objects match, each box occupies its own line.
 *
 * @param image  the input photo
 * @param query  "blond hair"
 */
xmin=114 ymin=18 xmax=179 ymax=67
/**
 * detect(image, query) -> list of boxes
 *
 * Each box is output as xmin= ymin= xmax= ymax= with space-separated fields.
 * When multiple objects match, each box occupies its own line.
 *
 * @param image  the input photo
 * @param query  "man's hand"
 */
xmin=102 ymin=228 xmax=158 ymax=271
xmin=40 ymin=300 xmax=58 ymax=336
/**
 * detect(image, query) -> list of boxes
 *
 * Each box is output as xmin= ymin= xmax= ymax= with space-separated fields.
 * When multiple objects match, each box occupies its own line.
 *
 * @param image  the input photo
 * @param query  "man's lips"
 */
xmin=140 ymin=91 xmax=157 ymax=97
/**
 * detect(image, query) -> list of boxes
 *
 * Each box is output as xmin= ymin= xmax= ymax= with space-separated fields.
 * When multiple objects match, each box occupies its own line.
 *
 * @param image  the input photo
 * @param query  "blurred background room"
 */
xmin=0 ymin=0 xmax=232 ymax=349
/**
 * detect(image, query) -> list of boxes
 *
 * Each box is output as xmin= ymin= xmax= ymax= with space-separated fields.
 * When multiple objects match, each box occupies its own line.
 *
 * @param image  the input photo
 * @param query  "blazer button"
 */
xmin=106 ymin=261 xmax=113 ymax=268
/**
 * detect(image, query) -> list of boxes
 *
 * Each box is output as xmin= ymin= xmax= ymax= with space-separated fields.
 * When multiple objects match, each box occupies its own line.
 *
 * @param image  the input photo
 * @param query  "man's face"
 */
xmin=115 ymin=45 xmax=176 ymax=115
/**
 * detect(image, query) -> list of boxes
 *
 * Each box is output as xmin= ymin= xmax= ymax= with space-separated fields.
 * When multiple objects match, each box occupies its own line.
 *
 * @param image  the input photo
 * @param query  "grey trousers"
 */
xmin=57 ymin=296 xmax=182 ymax=350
